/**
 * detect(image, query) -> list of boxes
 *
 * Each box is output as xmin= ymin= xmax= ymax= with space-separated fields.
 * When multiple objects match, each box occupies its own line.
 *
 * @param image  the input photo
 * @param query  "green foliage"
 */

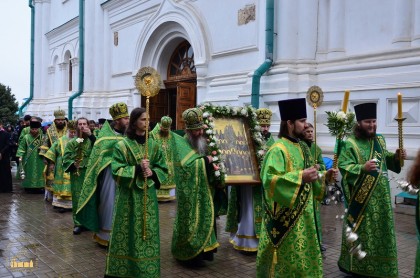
xmin=0 ymin=83 xmax=19 ymax=125
xmin=325 ymin=110 xmax=356 ymax=137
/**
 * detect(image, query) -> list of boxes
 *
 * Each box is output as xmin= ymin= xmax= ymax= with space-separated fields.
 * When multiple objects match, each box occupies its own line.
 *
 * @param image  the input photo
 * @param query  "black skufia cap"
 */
xmin=278 ymin=98 xmax=307 ymax=121
xmin=98 ymin=118 xmax=106 ymax=124
xmin=29 ymin=121 xmax=41 ymax=129
xmin=354 ymin=103 xmax=376 ymax=121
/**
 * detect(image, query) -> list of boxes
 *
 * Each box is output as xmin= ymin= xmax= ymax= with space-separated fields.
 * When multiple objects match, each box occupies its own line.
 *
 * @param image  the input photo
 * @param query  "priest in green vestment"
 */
xmin=303 ymin=123 xmax=327 ymax=252
xmin=338 ymin=103 xmax=406 ymax=278
xmin=407 ymin=150 xmax=420 ymax=278
xmin=105 ymin=107 xmax=168 ymax=278
xmin=172 ymin=107 xmax=220 ymax=267
xmin=39 ymin=108 xmax=68 ymax=202
xmin=63 ymin=117 xmax=95 ymax=235
xmin=257 ymin=98 xmax=337 ymax=278
xmin=150 ymin=116 xmax=178 ymax=201
xmin=44 ymin=120 xmax=77 ymax=211
xmin=226 ymin=107 xmax=275 ymax=252
xmin=77 ymin=102 xmax=129 ymax=247
xmin=16 ymin=119 xmax=45 ymax=190
xmin=18 ymin=114 xmax=32 ymax=144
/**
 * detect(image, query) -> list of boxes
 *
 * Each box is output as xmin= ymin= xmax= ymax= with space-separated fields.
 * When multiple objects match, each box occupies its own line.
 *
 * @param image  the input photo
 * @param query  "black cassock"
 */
xmin=0 ymin=130 xmax=12 ymax=192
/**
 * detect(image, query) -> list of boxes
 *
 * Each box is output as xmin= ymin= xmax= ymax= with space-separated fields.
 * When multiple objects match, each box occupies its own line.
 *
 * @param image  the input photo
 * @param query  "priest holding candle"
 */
xmin=337 ymin=100 xmax=407 ymax=278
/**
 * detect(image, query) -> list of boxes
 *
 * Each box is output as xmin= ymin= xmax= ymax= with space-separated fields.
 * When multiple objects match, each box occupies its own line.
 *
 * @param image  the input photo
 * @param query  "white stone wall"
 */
xmin=26 ymin=0 xmax=419 ymax=196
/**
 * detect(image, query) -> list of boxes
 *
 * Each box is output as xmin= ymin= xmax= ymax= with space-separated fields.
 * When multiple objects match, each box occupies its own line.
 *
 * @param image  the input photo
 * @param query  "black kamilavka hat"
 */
xmin=354 ymin=103 xmax=377 ymax=121
xmin=98 ymin=118 xmax=106 ymax=124
xmin=278 ymin=98 xmax=307 ymax=121
xmin=29 ymin=121 xmax=41 ymax=129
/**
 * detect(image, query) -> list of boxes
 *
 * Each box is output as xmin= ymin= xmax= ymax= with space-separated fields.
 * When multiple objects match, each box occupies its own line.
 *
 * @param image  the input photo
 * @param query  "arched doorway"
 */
xmin=142 ymin=40 xmax=197 ymax=130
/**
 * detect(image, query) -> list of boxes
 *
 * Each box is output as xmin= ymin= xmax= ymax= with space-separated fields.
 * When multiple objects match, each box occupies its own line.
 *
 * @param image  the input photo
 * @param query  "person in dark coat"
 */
xmin=0 ymin=121 xmax=13 ymax=192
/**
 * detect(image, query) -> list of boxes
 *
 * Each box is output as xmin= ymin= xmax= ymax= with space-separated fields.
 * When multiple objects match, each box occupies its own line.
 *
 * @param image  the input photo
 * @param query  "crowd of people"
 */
xmin=0 ymin=98 xmax=418 ymax=277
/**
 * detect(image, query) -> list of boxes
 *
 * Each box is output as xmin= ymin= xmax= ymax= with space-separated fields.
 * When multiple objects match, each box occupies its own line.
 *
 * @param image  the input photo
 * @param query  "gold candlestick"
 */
xmin=135 ymin=66 xmax=162 ymax=240
xmin=395 ymin=117 xmax=406 ymax=167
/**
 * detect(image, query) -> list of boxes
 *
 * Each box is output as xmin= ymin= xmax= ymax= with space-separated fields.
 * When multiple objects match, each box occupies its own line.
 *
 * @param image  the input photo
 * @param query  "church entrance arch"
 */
xmin=141 ymin=40 xmax=197 ymax=130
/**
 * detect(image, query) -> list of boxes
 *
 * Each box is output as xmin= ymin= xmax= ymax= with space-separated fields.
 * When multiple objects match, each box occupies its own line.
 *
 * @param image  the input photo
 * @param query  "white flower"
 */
xmin=76 ymin=138 xmax=84 ymax=143
xmin=337 ymin=111 xmax=346 ymax=121
xmin=203 ymin=112 xmax=210 ymax=118
xmin=206 ymin=129 xmax=213 ymax=135
xmin=258 ymin=149 xmax=266 ymax=156
xmin=209 ymin=122 xmax=215 ymax=128
xmin=209 ymin=142 xmax=215 ymax=147
xmin=214 ymin=170 xmax=221 ymax=177
xmin=254 ymin=125 xmax=261 ymax=131
xmin=240 ymin=109 xmax=247 ymax=116
xmin=213 ymin=156 xmax=219 ymax=162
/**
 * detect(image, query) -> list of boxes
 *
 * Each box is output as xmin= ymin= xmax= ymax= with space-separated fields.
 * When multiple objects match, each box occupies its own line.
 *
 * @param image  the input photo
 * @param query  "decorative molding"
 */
xmin=212 ymin=45 xmax=258 ymax=59
xmin=70 ymin=57 xmax=78 ymax=67
xmin=58 ymin=62 xmax=68 ymax=71
xmin=112 ymin=71 xmax=133 ymax=78
xmin=48 ymin=66 xmax=55 ymax=74
xmin=46 ymin=17 xmax=78 ymax=40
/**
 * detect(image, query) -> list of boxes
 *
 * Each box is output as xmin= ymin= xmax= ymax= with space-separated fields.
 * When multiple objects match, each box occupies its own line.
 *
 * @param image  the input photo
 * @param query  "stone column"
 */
xmin=327 ymin=0 xmax=345 ymax=59
xmin=297 ymin=0 xmax=318 ymax=60
xmin=48 ymin=66 xmax=55 ymax=96
xmin=40 ymin=0 xmax=51 ymax=98
xmin=33 ymin=0 xmax=43 ymax=99
xmin=277 ymin=0 xmax=298 ymax=60
xmin=59 ymin=62 xmax=67 ymax=94
xmin=392 ymin=0 xmax=412 ymax=48
xmin=412 ymin=0 xmax=420 ymax=46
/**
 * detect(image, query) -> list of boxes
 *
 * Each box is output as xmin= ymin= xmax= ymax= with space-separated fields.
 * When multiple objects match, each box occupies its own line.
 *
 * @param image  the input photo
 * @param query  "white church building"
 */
xmin=23 ymin=0 xmax=420 ymax=187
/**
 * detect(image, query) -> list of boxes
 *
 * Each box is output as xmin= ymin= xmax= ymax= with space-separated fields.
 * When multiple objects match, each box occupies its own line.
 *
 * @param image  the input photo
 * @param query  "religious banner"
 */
xmin=198 ymin=104 xmax=267 ymax=186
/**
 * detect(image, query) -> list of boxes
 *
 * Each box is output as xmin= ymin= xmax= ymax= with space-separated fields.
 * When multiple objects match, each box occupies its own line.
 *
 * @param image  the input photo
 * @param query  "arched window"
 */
xmin=167 ymin=41 xmax=196 ymax=81
xmin=68 ymin=55 xmax=72 ymax=91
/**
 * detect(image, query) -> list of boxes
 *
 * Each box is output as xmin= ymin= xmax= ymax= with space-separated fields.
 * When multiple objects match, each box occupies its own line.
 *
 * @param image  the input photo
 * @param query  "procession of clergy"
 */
xmin=15 ymin=97 xmax=420 ymax=278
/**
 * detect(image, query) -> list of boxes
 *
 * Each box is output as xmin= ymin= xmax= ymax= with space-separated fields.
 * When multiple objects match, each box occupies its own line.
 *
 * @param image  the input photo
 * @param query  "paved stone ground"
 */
xmin=0 ymin=167 xmax=416 ymax=277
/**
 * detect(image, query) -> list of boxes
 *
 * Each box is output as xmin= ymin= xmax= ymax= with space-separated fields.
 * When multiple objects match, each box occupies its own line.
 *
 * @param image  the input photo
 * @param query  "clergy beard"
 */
xmin=55 ymin=122 xmax=66 ymax=130
xmin=292 ymin=130 xmax=306 ymax=141
xmin=354 ymin=124 xmax=376 ymax=140
xmin=187 ymin=133 xmax=207 ymax=155
xmin=159 ymin=130 xmax=169 ymax=138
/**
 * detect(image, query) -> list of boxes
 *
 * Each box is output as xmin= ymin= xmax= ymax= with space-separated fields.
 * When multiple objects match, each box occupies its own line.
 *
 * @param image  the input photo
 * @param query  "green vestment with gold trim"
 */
xmin=171 ymin=135 xmax=219 ymax=260
xmin=256 ymin=137 xmax=326 ymax=278
xmin=76 ymin=122 xmax=124 ymax=234
xmin=44 ymin=136 xmax=72 ymax=208
xmin=150 ymin=123 xmax=178 ymax=201
xmin=338 ymin=134 xmax=400 ymax=278
xmin=105 ymin=137 xmax=167 ymax=278
xmin=16 ymin=132 xmax=45 ymax=189
xmin=63 ymin=137 xmax=93 ymax=226
xmin=39 ymin=123 xmax=67 ymax=193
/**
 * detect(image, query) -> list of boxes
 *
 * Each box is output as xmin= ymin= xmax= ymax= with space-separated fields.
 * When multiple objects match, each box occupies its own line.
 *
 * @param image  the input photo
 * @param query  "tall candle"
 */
xmin=397 ymin=92 xmax=403 ymax=119
xmin=342 ymin=90 xmax=350 ymax=113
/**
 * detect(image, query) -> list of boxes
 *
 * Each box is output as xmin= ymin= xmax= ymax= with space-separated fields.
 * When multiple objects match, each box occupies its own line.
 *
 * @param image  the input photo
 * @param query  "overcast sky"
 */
xmin=0 ymin=1 xmax=31 ymax=105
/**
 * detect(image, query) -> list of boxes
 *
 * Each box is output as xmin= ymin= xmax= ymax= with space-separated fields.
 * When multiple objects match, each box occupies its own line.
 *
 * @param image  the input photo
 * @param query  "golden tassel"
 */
xmin=273 ymin=248 xmax=278 ymax=265
xmin=270 ymin=248 xmax=278 ymax=278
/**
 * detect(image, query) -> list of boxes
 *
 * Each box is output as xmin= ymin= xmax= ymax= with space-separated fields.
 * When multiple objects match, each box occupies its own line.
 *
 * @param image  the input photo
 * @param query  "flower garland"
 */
xmin=198 ymin=103 xmax=268 ymax=186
